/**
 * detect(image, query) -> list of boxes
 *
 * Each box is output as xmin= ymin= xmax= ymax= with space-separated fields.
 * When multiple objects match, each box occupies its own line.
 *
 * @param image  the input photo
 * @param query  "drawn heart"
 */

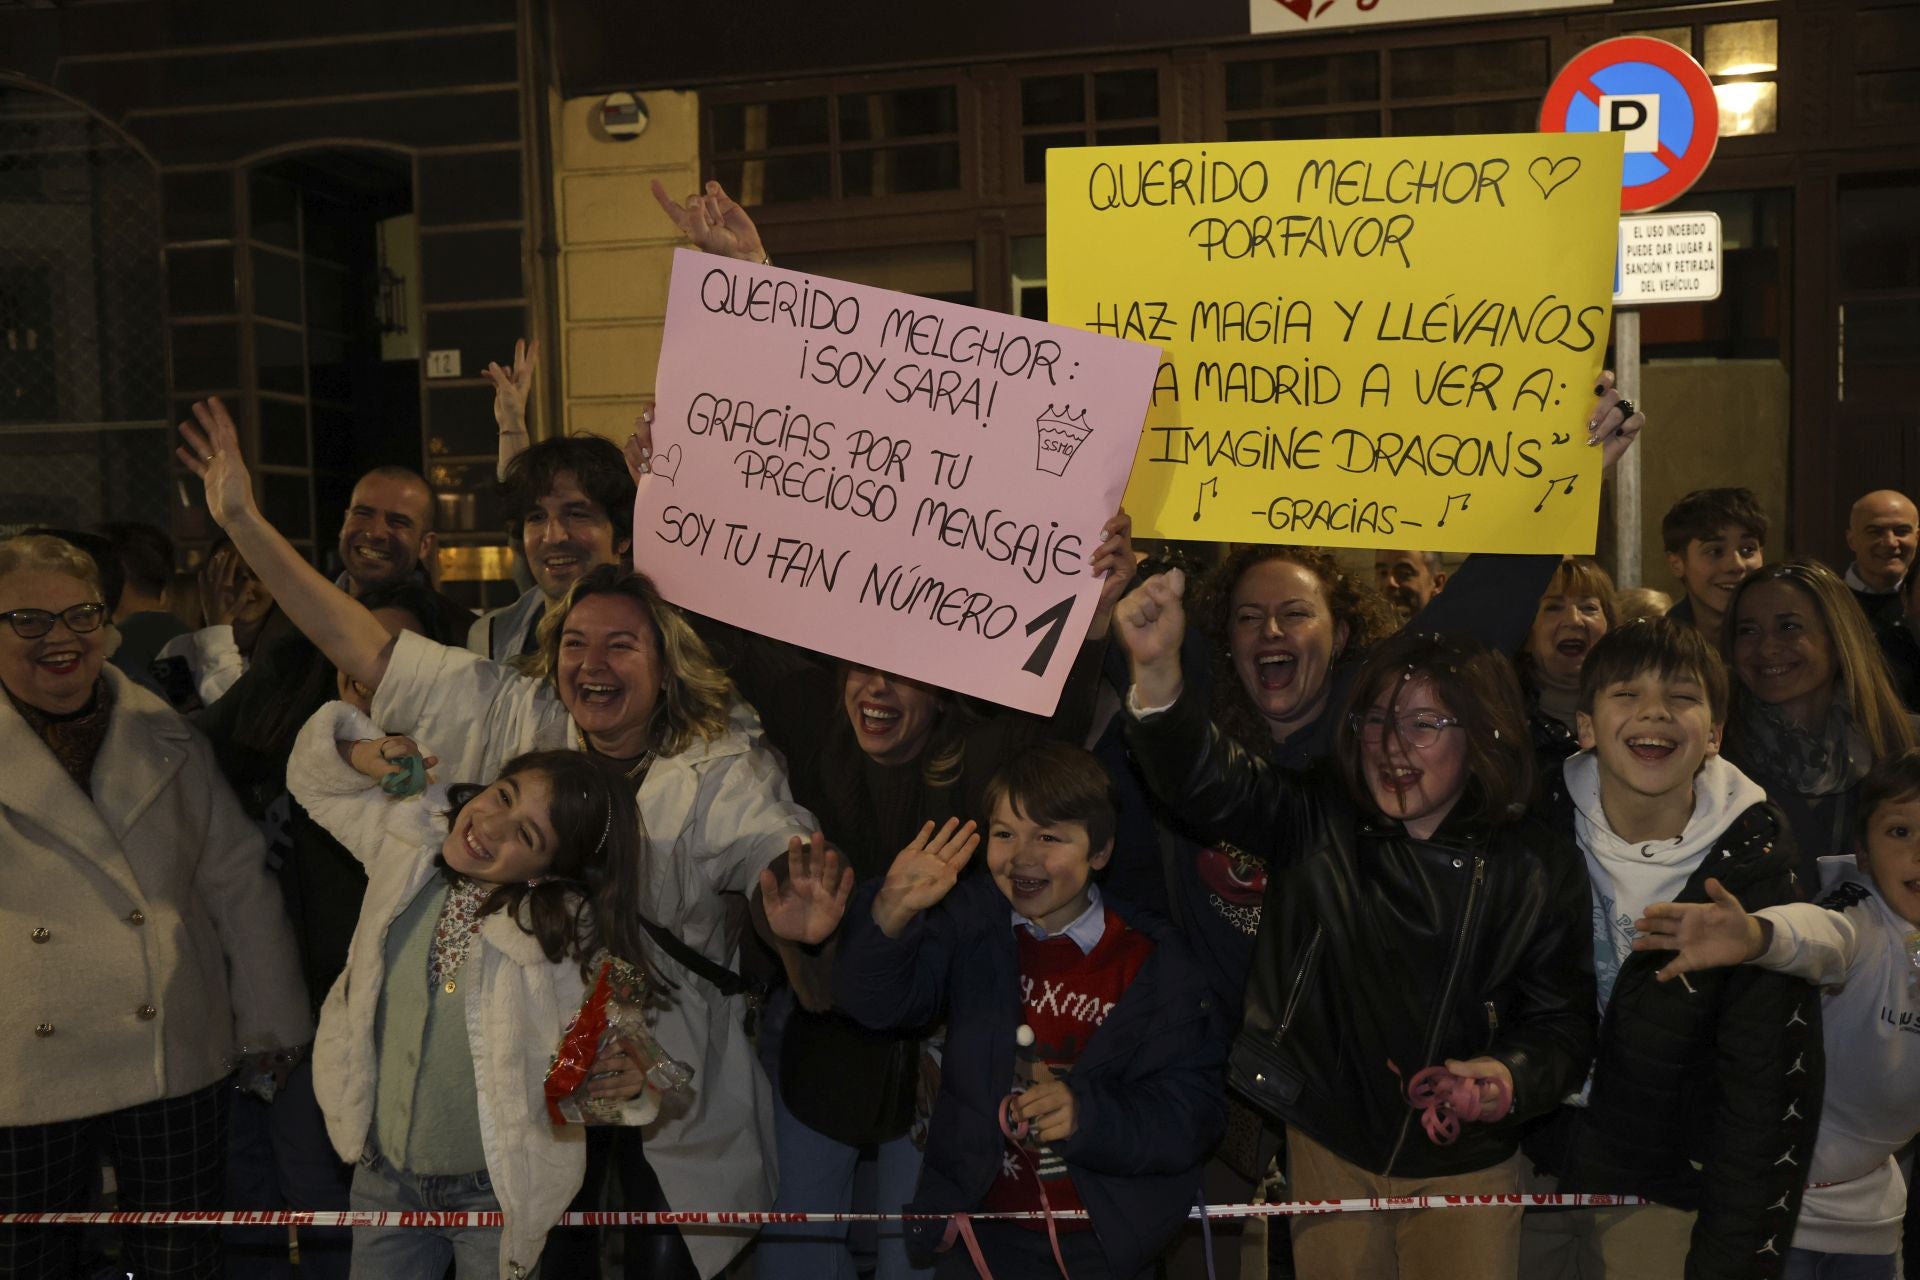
xmin=1528 ymin=156 xmax=1581 ymax=201
xmin=650 ymin=443 xmax=682 ymax=485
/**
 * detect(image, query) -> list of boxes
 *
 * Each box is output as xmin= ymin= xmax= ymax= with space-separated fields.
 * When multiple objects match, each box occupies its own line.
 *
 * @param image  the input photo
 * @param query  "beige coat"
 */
xmin=0 ymin=665 xmax=312 ymax=1126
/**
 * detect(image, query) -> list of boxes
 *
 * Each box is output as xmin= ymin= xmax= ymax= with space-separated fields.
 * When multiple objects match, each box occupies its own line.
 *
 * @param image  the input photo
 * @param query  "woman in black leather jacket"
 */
xmin=1115 ymin=571 xmax=1597 ymax=1280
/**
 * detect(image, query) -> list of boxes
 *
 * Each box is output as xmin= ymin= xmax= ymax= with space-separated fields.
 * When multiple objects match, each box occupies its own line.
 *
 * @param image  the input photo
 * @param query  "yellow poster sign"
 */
xmin=1046 ymin=133 xmax=1625 ymax=552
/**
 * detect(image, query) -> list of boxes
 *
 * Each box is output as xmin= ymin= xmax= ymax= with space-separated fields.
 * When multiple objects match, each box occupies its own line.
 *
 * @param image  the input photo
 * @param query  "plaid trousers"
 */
xmin=0 ymin=1080 xmax=229 ymax=1279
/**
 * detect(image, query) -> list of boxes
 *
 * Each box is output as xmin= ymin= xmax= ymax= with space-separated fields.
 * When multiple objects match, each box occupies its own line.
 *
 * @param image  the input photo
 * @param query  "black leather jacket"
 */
xmin=1125 ymin=689 xmax=1596 ymax=1179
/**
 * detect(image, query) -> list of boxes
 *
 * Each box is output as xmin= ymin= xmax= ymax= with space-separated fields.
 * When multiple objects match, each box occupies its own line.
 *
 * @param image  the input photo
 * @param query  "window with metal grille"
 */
xmin=0 ymin=79 xmax=170 ymax=535
xmin=1218 ymin=38 xmax=1550 ymax=141
xmin=708 ymin=83 xmax=964 ymax=204
xmin=1020 ymin=68 xmax=1163 ymax=184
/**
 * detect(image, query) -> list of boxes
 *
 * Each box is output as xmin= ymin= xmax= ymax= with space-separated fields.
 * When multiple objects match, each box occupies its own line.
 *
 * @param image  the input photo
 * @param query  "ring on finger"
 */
xmin=1615 ymin=397 xmax=1637 ymax=420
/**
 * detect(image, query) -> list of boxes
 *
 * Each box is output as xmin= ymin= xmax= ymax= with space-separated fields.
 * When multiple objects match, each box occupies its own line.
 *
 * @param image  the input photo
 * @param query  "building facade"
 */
xmin=1 ymin=0 xmax=1914 ymax=594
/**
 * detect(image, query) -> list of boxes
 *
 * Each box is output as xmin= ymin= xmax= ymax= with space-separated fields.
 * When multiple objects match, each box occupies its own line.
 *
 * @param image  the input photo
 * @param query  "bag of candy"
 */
xmin=546 ymin=955 xmax=694 ymax=1125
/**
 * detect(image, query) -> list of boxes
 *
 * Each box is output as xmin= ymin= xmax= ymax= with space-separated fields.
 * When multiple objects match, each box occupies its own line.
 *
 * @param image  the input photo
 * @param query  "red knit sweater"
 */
xmin=981 ymin=906 xmax=1155 ymax=1227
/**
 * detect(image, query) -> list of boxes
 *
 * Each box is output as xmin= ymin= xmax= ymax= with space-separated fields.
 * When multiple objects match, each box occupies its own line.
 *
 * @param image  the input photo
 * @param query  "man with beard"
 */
xmin=164 ymin=466 xmax=467 ymax=697
xmin=335 ymin=467 xmax=471 ymax=625
xmin=1373 ymin=547 xmax=1447 ymax=621
xmin=468 ymin=437 xmax=634 ymax=660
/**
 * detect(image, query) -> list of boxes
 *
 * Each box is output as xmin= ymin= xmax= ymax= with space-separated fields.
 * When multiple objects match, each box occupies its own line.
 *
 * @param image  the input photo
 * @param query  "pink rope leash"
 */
xmin=943 ymin=1090 xmax=1074 ymax=1280
xmin=1389 ymin=1061 xmax=1513 ymax=1146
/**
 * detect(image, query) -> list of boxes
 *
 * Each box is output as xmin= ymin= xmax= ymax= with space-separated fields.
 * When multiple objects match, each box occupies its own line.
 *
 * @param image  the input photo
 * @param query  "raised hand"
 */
xmin=624 ymin=403 xmax=656 ymax=483
xmin=1633 ymin=877 xmax=1768 ymax=982
xmin=176 ymin=398 xmax=260 ymax=530
xmin=873 ymin=819 xmax=979 ymax=938
xmin=757 ymin=832 xmax=854 ymax=946
xmin=485 ymin=338 xmax=538 ymax=434
xmin=487 ymin=339 xmax=539 ymax=480
xmin=1087 ymin=507 xmax=1137 ymax=639
xmin=1588 ymin=369 xmax=1647 ymax=470
xmin=650 ymin=179 xmax=767 ymax=263
xmin=345 ymin=735 xmax=438 ymax=785
xmin=1114 ymin=569 xmax=1188 ymax=708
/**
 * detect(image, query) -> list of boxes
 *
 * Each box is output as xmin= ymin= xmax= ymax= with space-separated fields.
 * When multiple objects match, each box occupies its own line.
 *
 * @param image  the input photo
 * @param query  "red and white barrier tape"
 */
xmin=0 ymin=1196 xmax=1648 ymax=1229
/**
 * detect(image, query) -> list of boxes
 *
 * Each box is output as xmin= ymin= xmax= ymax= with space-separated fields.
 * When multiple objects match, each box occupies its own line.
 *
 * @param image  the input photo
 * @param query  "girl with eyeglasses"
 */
xmin=0 ymin=533 xmax=311 ymax=1278
xmin=1114 ymin=572 xmax=1596 ymax=1280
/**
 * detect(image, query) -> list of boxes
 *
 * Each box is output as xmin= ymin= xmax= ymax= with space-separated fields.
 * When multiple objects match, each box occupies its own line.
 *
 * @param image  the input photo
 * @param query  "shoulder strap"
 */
xmin=639 ymin=916 xmax=767 ymax=1001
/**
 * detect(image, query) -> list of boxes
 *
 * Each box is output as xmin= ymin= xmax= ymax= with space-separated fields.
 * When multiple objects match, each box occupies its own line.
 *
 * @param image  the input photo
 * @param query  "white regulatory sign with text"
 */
xmin=1614 ymin=210 xmax=1722 ymax=305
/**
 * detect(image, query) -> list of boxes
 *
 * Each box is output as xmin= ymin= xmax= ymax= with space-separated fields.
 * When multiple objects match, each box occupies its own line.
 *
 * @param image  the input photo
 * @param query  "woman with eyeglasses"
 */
xmin=1114 ymin=577 xmax=1597 ymax=1280
xmin=0 ymin=533 xmax=310 ymax=1278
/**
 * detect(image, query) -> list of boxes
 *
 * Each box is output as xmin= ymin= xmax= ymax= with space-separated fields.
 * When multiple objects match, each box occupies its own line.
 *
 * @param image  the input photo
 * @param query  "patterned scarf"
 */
xmin=1732 ymin=688 xmax=1869 ymax=799
xmin=7 ymin=678 xmax=114 ymax=794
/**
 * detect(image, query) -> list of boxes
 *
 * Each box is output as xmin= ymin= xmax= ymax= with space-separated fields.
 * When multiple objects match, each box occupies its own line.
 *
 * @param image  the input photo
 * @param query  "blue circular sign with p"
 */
xmin=1541 ymin=37 xmax=1719 ymax=212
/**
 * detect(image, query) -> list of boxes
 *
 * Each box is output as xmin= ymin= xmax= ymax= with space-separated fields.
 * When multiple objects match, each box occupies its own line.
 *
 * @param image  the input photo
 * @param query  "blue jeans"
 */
xmin=1783 ymin=1247 xmax=1897 ymax=1280
xmin=348 ymin=1149 xmax=525 ymax=1280
xmin=756 ymin=991 xmax=931 ymax=1280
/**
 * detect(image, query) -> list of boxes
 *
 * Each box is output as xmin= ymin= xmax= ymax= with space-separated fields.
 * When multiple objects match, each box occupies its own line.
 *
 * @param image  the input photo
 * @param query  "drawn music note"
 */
xmin=1533 ymin=475 xmax=1578 ymax=512
xmin=1436 ymin=493 xmax=1471 ymax=527
xmin=1192 ymin=476 xmax=1219 ymax=522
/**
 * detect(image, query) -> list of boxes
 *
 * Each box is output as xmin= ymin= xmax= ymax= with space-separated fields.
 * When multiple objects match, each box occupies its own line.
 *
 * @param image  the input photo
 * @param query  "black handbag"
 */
xmin=1228 ymin=1031 xmax=1307 ymax=1117
xmin=778 ymin=1008 xmax=918 ymax=1146
xmin=1226 ymin=924 xmax=1322 ymax=1121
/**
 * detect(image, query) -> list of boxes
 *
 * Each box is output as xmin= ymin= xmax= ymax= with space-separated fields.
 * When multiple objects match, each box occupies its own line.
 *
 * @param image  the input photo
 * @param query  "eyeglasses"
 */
xmin=1 ymin=602 xmax=107 ymax=640
xmin=1351 ymin=710 xmax=1462 ymax=748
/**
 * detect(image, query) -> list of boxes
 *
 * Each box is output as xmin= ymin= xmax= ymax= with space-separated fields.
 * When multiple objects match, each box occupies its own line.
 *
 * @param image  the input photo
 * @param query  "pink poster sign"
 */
xmin=639 ymin=249 xmax=1159 ymax=715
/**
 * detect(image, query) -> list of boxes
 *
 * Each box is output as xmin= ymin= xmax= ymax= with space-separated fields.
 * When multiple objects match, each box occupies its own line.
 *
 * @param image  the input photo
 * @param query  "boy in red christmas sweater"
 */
xmin=766 ymin=742 xmax=1225 ymax=1279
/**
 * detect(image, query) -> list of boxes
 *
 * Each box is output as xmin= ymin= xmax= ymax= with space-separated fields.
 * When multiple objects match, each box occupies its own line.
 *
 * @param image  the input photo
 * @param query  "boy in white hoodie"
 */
xmin=1634 ymin=744 xmax=1920 ymax=1279
xmin=1520 ymin=618 xmax=1825 ymax=1280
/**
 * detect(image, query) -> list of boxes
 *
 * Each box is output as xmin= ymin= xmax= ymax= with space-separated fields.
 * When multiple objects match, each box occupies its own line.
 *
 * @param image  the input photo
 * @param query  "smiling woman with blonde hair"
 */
xmin=0 ymin=533 xmax=309 ymax=1277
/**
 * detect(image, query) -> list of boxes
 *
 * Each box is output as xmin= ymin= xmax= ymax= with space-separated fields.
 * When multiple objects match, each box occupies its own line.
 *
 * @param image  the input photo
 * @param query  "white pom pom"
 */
xmin=1015 ymin=1024 xmax=1036 ymax=1048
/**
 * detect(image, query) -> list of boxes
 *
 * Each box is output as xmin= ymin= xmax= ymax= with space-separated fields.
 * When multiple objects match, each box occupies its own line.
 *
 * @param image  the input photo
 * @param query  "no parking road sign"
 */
xmin=1540 ymin=37 xmax=1719 ymax=212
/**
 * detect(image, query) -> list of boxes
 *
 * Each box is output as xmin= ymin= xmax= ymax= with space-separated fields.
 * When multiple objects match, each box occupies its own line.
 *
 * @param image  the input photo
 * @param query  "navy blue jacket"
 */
xmin=835 ymin=877 xmax=1226 ymax=1279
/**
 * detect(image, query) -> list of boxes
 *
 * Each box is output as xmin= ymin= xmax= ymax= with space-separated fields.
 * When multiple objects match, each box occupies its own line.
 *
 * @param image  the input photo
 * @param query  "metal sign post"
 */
xmin=1613 ymin=309 xmax=1642 ymax=586
xmin=1541 ymin=36 xmax=1721 ymax=585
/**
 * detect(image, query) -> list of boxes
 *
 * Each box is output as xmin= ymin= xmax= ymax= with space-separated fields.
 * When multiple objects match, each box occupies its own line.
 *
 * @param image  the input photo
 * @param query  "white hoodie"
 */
xmin=1566 ymin=751 xmax=1769 ymax=1012
xmin=1752 ymin=858 xmax=1920 ymax=1257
